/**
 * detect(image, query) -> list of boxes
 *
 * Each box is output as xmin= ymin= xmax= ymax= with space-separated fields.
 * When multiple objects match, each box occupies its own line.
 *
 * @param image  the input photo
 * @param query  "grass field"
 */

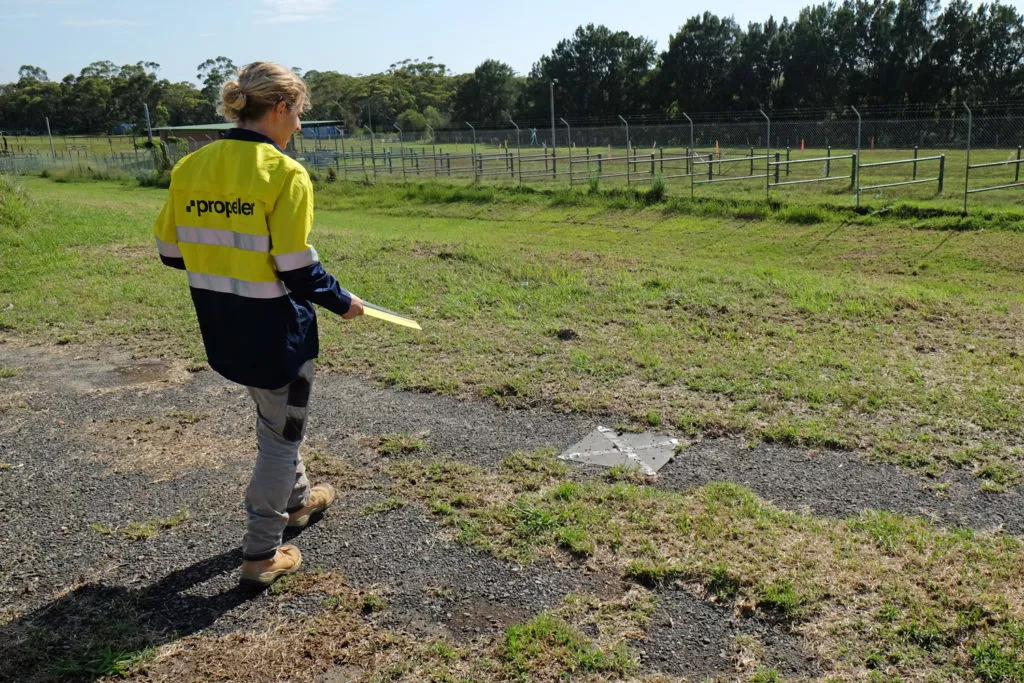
xmin=2 ymin=175 xmax=1024 ymax=484
xmin=2 ymin=173 xmax=1024 ymax=680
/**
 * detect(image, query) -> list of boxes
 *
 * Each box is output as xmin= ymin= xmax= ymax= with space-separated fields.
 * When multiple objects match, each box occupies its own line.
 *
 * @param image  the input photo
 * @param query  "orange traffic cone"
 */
xmin=801 ymin=139 xmax=805 ymax=151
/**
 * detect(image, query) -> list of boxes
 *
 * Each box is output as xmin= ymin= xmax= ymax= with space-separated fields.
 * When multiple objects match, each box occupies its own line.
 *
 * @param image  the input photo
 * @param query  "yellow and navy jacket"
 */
xmin=153 ymin=128 xmax=352 ymax=389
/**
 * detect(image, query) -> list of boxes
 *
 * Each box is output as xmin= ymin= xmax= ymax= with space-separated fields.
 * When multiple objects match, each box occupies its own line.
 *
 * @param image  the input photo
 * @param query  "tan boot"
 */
xmin=287 ymin=483 xmax=337 ymax=528
xmin=239 ymin=545 xmax=302 ymax=587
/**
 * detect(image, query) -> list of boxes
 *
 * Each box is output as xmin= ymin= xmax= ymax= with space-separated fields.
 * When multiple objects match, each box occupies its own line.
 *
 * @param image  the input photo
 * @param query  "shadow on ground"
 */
xmin=0 ymin=548 xmax=259 ymax=682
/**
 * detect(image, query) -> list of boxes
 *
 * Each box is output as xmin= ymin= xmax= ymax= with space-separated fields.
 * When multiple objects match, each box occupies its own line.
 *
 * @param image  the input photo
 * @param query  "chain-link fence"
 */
xmin=3 ymin=106 xmax=1022 ymax=213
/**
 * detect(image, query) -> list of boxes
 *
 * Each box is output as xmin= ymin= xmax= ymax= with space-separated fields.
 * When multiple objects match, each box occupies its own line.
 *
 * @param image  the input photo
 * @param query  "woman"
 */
xmin=153 ymin=61 xmax=364 ymax=586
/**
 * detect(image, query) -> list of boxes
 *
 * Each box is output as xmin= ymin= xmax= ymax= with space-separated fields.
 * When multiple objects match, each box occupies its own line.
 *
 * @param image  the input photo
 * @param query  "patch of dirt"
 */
xmin=108 ymin=244 xmax=152 ymax=259
xmin=79 ymin=414 xmax=247 ymax=478
xmin=308 ymin=503 xmax=617 ymax=641
xmin=0 ymin=343 xmax=189 ymax=394
xmin=640 ymin=587 xmax=814 ymax=678
xmin=656 ymin=437 xmax=1024 ymax=534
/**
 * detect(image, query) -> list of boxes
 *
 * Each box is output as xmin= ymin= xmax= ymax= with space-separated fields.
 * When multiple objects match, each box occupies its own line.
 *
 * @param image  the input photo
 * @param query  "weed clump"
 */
xmin=136 ymin=170 xmax=171 ymax=188
xmin=0 ymin=174 xmax=29 ymax=228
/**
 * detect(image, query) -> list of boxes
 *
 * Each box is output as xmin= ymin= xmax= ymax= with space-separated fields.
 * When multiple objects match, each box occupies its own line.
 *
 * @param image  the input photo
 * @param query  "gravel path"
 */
xmin=0 ymin=343 xmax=1019 ymax=680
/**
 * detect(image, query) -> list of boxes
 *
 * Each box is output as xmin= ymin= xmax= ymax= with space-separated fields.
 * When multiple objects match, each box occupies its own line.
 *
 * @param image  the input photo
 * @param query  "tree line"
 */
xmin=2 ymin=0 xmax=1022 ymax=136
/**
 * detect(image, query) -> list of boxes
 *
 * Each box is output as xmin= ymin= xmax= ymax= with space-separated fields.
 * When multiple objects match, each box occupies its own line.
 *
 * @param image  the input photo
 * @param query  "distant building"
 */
xmin=152 ymin=120 xmax=344 ymax=153
xmin=303 ymin=124 xmax=347 ymax=139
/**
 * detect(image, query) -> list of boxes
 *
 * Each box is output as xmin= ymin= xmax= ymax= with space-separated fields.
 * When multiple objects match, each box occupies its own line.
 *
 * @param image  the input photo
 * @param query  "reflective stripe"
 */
xmin=156 ymin=237 xmax=182 ymax=258
xmin=274 ymin=247 xmax=319 ymax=271
xmin=177 ymin=225 xmax=270 ymax=253
xmin=187 ymin=271 xmax=288 ymax=299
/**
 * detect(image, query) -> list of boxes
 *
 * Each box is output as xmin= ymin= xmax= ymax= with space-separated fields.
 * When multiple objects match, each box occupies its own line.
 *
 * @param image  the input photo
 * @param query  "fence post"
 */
xmin=774 ymin=152 xmax=780 ymax=184
xmin=786 ymin=146 xmax=791 ymax=176
xmin=850 ymin=153 xmax=857 ymax=189
xmin=682 ymin=112 xmax=694 ymax=199
xmin=552 ymin=150 xmax=556 ymax=179
xmin=650 ymin=153 xmax=655 ymax=177
xmin=749 ymin=146 xmax=754 ymax=176
xmin=1017 ymin=146 xmax=1021 ymax=183
xmin=660 ymin=147 xmax=664 ymax=173
xmin=851 ymin=106 xmax=862 ymax=193
xmin=760 ymin=109 xmax=771 ymax=200
xmin=618 ymin=115 xmax=630 ymax=186
xmin=826 ymin=145 xmax=832 ymax=177
xmin=938 ymin=154 xmax=945 ymax=194
xmin=963 ymin=104 xmax=972 ymax=214
xmin=708 ymin=157 xmax=713 ymax=181
xmin=913 ymin=145 xmax=918 ymax=180
xmin=598 ymin=153 xmax=602 ymax=175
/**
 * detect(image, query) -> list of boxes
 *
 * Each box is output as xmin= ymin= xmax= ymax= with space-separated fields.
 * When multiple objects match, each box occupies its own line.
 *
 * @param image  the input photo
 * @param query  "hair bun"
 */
xmin=221 ymin=81 xmax=247 ymax=112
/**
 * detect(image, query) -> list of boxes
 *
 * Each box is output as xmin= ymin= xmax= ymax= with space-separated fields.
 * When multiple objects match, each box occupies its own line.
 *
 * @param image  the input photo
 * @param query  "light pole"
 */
xmin=560 ymin=117 xmax=571 ymax=184
xmin=549 ymin=79 xmax=558 ymax=177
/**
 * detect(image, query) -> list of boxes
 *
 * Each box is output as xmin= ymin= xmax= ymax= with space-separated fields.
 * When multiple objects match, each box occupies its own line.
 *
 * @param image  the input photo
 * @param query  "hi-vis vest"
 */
xmin=153 ymin=128 xmax=352 ymax=389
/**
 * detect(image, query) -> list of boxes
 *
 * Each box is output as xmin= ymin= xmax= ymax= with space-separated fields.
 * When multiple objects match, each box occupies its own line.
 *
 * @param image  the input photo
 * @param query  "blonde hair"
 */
xmin=218 ymin=61 xmax=311 ymax=123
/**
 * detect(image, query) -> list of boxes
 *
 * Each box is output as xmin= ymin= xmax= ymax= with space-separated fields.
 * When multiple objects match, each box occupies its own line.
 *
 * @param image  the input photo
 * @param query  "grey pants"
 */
xmin=242 ymin=360 xmax=315 ymax=561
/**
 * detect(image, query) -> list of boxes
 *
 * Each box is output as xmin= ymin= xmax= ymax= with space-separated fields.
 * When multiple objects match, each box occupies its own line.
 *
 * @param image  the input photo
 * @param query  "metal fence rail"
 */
xmin=965 ymin=156 xmax=1024 ymax=196
xmin=769 ymin=153 xmax=857 ymax=188
xmin=4 ymin=104 xmax=1024 ymax=213
xmin=857 ymin=155 xmax=945 ymax=206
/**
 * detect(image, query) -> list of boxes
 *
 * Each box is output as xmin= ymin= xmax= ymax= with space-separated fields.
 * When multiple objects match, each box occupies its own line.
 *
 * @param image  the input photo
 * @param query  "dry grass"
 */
xmin=124 ymin=571 xmax=658 ymax=683
xmin=388 ymin=450 xmax=1024 ymax=681
xmin=79 ymin=414 xmax=247 ymax=479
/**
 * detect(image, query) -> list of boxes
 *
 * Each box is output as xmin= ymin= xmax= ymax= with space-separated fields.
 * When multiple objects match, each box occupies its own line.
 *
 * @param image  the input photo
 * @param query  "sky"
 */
xmin=1 ymin=0 xmax=899 ymax=85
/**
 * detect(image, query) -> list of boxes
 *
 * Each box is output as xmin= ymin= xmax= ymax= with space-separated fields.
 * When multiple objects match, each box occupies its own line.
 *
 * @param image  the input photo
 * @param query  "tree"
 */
xmin=656 ymin=13 xmax=741 ymax=113
xmin=423 ymin=105 xmax=447 ymax=129
xmin=452 ymin=60 xmax=521 ymax=124
xmin=777 ymin=4 xmax=845 ymax=109
xmin=110 ymin=62 xmax=165 ymax=125
xmin=196 ymin=56 xmax=237 ymax=104
xmin=17 ymin=65 xmax=49 ymax=82
xmin=526 ymin=24 xmax=657 ymax=120
xmin=396 ymin=108 xmax=427 ymax=131
xmin=162 ymin=81 xmax=214 ymax=125
xmin=728 ymin=16 xmax=787 ymax=110
xmin=972 ymin=2 xmax=1024 ymax=102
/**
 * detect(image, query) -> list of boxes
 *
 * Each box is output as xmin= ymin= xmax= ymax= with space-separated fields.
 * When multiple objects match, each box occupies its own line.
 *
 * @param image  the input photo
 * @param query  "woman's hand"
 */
xmin=342 ymin=295 xmax=364 ymax=319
